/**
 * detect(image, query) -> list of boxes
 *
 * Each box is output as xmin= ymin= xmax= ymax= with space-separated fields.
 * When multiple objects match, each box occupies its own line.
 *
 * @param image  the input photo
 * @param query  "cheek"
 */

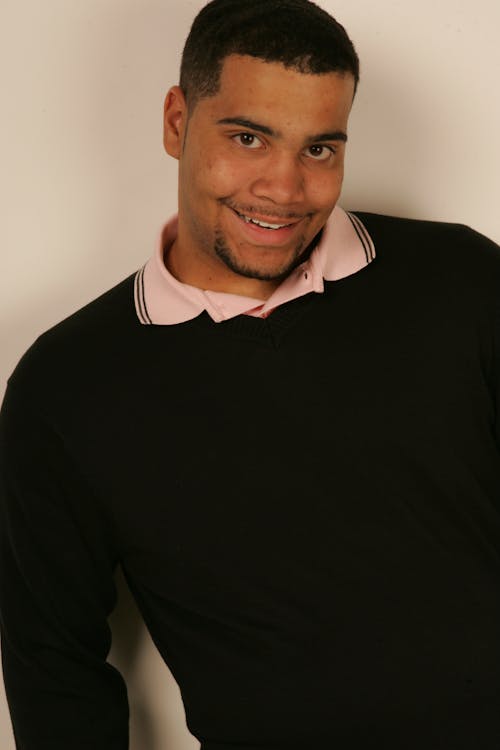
xmin=204 ymin=156 xmax=244 ymax=196
xmin=189 ymin=139 xmax=251 ymax=197
xmin=307 ymin=169 xmax=344 ymax=208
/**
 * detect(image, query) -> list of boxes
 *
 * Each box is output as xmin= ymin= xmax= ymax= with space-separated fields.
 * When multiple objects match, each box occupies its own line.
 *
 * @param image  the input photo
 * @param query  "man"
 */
xmin=1 ymin=1 xmax=500 ymax=748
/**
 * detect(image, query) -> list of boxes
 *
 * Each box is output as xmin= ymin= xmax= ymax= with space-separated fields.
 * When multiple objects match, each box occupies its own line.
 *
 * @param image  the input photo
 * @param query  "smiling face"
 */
xmin=164 ymin=54 xmax=355 ymax=298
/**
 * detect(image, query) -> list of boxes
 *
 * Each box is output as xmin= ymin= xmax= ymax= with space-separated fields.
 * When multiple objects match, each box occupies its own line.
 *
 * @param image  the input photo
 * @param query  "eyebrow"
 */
xmin=306 ymin=130 xmax=348 ymax=144
xmin=217 ymin=117 xmax=276 ymax=137
xmin=216 ymin=117 xmax=348 ymax=143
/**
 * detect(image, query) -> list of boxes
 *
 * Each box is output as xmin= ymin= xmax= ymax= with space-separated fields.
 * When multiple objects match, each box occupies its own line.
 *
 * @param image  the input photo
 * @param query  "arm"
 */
xmin=0 ymin=382 xmax=129 ymax=749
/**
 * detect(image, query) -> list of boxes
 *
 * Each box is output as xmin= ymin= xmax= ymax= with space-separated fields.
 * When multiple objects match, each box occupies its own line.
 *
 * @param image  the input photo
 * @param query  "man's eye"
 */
xmin=307 ymin=145 xmax=335 ymax=161
xmin=233 ymin=133 xmax=262 ymax=149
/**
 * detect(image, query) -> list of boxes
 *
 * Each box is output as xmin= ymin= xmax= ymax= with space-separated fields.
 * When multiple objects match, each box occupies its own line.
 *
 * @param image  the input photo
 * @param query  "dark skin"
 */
xmin=163 ymin=54 xmax=355 ymax=300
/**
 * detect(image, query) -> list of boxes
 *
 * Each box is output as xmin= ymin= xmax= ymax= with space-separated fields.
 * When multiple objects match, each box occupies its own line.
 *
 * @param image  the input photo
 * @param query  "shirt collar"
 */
xmin=134 ymin=205 xmax=375 ymax=325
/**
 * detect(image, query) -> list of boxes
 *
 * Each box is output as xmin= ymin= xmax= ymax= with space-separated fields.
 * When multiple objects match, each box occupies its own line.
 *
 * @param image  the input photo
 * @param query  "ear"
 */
xmin=163 ymin=86 xmax=188 ymax=159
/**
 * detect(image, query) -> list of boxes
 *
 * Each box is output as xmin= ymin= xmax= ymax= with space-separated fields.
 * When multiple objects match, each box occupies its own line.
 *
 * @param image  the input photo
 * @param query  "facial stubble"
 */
xmin=213 ymin=228 xmax=309 ymax=283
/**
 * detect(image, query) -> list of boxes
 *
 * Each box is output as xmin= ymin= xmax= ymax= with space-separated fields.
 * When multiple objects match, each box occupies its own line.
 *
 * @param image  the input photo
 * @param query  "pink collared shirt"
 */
xmin=134 ymin=206 xmax=375 ymax=325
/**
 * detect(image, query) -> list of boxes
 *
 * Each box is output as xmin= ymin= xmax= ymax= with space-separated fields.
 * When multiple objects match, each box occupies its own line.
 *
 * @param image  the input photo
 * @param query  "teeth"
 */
xmin=239 ymin=212 xmax=290 ymax=230
xmin=254 ymin=219 xmax=288 ymax=230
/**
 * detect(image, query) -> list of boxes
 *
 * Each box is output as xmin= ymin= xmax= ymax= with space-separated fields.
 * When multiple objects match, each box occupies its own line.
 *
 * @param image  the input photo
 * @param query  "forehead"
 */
xmin=196 ymin=54 xmax=355 ymax=130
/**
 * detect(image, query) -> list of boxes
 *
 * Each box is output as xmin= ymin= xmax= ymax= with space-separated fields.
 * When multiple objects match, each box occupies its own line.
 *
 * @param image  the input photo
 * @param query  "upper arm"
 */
xmin=0 ymin=382 xmax=129 ymax=749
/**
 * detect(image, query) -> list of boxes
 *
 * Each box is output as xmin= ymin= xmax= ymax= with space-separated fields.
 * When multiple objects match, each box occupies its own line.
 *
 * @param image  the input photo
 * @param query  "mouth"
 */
xmin=223 ymin=201 xmax=311 ymax=252
xmin=233 ymin=209 xmax=299 ymax=232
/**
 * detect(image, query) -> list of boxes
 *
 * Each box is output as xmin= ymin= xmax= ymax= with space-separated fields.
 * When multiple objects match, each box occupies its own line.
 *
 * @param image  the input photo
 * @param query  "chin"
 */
xmin=216 ymin=242 xmax=306 ymax=283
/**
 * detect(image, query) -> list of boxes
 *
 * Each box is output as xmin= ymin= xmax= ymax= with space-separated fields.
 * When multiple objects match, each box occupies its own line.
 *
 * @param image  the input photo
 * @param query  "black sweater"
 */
xmin=2 ymin=213 xmax=500 ymax=749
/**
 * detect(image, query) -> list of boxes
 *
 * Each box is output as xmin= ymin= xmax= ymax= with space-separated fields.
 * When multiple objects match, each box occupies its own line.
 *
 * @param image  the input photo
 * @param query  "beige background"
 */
xmin=1 ymin=1 xmax=499 ymax=748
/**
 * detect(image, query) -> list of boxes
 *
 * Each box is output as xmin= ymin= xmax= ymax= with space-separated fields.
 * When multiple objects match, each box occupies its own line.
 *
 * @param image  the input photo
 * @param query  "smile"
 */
xmin=234 ymin=210 xmax=296 ymax=231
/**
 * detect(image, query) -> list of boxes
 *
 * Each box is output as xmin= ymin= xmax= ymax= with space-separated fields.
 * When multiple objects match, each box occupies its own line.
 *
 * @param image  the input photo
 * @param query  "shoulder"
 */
xmin=353 ymin=211 xmax=499 ymax=262
xmin=8 ymin=273 xmax=139 ymax=402
xmin=352 ymin=211 xmax=500 ymax=287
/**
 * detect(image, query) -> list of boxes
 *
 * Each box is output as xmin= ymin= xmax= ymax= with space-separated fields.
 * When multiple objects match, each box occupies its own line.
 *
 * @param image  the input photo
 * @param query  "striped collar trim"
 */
xmin=135 ymin=207 xmax=375 ymax=326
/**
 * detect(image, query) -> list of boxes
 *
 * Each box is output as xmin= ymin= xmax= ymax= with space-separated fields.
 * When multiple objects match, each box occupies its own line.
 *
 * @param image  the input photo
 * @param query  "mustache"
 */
xmin=219 ymin=198 xmax=309 ymax=221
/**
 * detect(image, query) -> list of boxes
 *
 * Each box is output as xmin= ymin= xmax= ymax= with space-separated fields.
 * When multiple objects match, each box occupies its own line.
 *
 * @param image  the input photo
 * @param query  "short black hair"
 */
xmin=180 ymin=0 xmax=360 ymax=108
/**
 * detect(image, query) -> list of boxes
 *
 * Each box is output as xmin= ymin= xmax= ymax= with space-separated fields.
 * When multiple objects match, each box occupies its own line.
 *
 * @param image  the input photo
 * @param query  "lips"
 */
xmin=234 ymin=210 xmax=296 ymax=231
xmin=228 ymin=206 xmax=305 ymax=248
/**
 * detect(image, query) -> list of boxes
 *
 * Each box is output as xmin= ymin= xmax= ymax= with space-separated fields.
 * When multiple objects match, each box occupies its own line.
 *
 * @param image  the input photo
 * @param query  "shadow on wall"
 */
xmin=341 ymin=60 xmax=433 ymax=219
xmin=108 ymin=568 xmax=200 ymax=750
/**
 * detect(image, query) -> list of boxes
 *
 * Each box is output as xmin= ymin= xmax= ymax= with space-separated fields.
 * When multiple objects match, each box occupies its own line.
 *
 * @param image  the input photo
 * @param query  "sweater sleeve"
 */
xmin=0 ymin=381 xmax=129 ymax=749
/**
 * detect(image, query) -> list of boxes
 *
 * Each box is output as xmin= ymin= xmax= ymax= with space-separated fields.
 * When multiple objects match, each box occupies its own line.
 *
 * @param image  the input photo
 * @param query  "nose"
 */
xmin=250 ymin=150 xmax=305 ymax=207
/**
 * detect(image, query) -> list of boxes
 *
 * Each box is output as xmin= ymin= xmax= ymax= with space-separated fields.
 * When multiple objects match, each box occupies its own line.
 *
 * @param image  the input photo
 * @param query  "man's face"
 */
xmin=164 ymin=54 xmax=355 ymax=297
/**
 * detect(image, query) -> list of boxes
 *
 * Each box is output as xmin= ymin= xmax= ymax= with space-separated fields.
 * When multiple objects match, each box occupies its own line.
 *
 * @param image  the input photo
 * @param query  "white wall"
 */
xmin=1 ymin=2 xmax=499 ymax=748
